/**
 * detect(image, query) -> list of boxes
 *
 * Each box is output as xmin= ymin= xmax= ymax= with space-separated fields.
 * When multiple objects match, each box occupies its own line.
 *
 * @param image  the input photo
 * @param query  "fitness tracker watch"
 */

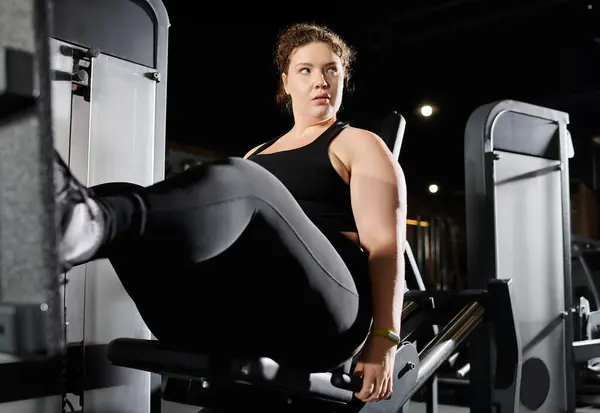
xmin=372 ymin=329 xmax=401 ymax=345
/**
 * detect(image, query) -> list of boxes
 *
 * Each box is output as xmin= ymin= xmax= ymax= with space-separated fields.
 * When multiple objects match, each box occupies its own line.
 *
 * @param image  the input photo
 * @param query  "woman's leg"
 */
xmin=54 ymin=154 xmax=372 ymax=371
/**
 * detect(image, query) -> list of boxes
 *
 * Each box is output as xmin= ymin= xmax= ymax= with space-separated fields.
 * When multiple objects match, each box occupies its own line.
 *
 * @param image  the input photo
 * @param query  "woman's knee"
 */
xmin=229 ymin=157 xmax=276 ymax=178
xmin=228 ymin=157 xmax=264 ymax=175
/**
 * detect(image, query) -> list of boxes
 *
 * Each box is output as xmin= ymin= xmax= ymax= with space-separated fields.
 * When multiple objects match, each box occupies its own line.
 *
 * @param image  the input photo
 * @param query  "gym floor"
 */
xmin=408 ymin=404 xmax=467 ymax=412
xmin=408 ymin=403 xmax=600 ymax=412
xmin=162 ymin=400 xmax=600 ymax=412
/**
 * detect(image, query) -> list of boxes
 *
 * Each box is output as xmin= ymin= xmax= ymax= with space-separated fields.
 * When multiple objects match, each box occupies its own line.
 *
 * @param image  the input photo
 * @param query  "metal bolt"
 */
xmin=398 ymin=361 xmax=417 ymax=379
xmin=73 ymin=69 xmax=89 ymax=83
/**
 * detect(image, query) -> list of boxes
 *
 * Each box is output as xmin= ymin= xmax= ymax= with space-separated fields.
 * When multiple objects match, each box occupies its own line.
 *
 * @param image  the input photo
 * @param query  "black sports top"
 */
xmin=248 ymin=120 xmax=357 ymax=233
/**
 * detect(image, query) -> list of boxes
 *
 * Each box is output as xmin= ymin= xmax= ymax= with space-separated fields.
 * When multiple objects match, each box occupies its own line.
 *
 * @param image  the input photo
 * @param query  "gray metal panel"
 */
xmin=464 ymin=100 xmax=570 ymax=288
xmin=66 ymin=51 xmax=161 ymax=413
xmin=51 ymin=0 xmax=170 ymax=70
xmin=494 ymin=150 xmax=565 ymax=412
xmin=51 ymin=0 xmax=169 ymax=182
xmin=464 ymin=99 xmax=574 ymax=412
xmin=52 ymin=0 xmax=156 ymax=68
xmin=87 ymin=54 xmax=158 ymax=186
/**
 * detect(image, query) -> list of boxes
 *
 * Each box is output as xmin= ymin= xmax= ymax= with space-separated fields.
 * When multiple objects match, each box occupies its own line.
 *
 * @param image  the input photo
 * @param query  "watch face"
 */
xmin=384 ymin=331 xmax=399 ymax=343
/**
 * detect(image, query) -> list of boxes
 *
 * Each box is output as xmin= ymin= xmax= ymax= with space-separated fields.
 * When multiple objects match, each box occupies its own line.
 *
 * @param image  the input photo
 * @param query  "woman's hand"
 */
xmin=353 ymin=335 xmax=397 ymax=402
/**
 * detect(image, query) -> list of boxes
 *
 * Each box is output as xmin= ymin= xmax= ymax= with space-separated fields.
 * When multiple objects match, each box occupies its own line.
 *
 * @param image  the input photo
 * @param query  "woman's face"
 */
xmin=283 ymin=41 xmax=344 ymax=122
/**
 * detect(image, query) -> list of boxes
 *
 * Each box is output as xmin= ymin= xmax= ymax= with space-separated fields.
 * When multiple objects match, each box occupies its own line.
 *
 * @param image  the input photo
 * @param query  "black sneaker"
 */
xmin=54 ymin=150 xmax=105 ymax=272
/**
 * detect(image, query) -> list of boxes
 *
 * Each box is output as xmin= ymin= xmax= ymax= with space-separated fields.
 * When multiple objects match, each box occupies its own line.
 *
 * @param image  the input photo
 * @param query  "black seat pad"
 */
xmin=107 ymin=338 xmax=354 ymax=403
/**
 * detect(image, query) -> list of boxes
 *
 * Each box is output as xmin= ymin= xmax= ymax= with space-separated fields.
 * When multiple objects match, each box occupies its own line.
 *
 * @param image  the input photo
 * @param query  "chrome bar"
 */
xmin=402 ymin=302 xmax=485 ymax=402
xmin=402 ymin=301 xmax=418 ymax=321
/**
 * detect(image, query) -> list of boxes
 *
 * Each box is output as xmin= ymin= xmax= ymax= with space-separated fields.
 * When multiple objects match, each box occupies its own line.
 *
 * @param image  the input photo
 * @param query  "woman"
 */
xmin=55 ymin=22 xmax=407 ymax=403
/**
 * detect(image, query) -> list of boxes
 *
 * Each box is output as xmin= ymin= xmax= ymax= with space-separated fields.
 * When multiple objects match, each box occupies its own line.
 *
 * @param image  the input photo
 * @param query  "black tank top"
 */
xmin=248 ymin=120 xmax=357 ymax=233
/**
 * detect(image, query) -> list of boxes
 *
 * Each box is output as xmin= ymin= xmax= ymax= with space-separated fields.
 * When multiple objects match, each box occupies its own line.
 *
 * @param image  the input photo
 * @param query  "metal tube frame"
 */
xmin=394 ymin=279 xmax=521 ymax=413
xmin=397 ymin=302 xmax=485 ymax=407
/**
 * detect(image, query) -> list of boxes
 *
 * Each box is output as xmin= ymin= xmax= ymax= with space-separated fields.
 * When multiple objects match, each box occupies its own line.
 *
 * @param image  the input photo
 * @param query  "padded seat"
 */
xmin=107 ymin=338 xmax=358 ymax=409
xmin=370 ymin=110 xmax=406 ymax=160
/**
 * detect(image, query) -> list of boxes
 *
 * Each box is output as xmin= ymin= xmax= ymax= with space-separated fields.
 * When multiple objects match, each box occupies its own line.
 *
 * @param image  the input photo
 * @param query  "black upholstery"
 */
xmin=106 ymin=110 xmax=408 ymax=411
xmin=370 ymin=110 xmax=407 ymax=158
xmin=108 ymin=338 xmax=357 ymax=407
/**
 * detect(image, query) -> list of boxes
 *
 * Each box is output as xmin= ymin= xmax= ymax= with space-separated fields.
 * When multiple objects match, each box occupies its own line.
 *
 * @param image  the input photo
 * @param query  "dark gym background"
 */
xmin=159 ymin=0 xmax=600 ymax=287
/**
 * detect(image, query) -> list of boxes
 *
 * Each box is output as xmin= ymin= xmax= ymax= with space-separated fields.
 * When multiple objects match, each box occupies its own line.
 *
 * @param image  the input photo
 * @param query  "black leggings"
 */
xmin=91 ymin=157 xmax=373 ymax=372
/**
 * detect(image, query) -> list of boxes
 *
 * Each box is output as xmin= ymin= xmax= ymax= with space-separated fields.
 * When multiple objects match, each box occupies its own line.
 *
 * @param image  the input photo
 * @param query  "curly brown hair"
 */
xmin=274 ymin=23 xmax=356 ymax=114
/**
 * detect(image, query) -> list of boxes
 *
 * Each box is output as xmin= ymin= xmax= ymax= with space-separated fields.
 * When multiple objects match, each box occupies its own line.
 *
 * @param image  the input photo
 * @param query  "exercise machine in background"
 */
xmin=0 ymin=0 xmax=169 ymax=412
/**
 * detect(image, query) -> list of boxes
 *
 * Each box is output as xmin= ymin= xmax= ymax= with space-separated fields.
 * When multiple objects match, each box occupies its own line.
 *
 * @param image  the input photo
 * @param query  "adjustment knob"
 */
xmin=86 ymin=47 xmax=100 ymax=58
xmin=73 ymin=70 xmax=88 ymax=83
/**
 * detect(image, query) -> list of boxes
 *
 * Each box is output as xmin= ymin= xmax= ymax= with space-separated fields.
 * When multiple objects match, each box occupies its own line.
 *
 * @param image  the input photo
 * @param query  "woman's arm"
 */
xmin=346 ymin=128 xmax=407 ymax=334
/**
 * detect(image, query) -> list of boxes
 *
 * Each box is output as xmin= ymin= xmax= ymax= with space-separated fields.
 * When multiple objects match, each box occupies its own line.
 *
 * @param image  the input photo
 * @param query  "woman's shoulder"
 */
xmin=337 ymin=125 xmax=390 ymax=155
